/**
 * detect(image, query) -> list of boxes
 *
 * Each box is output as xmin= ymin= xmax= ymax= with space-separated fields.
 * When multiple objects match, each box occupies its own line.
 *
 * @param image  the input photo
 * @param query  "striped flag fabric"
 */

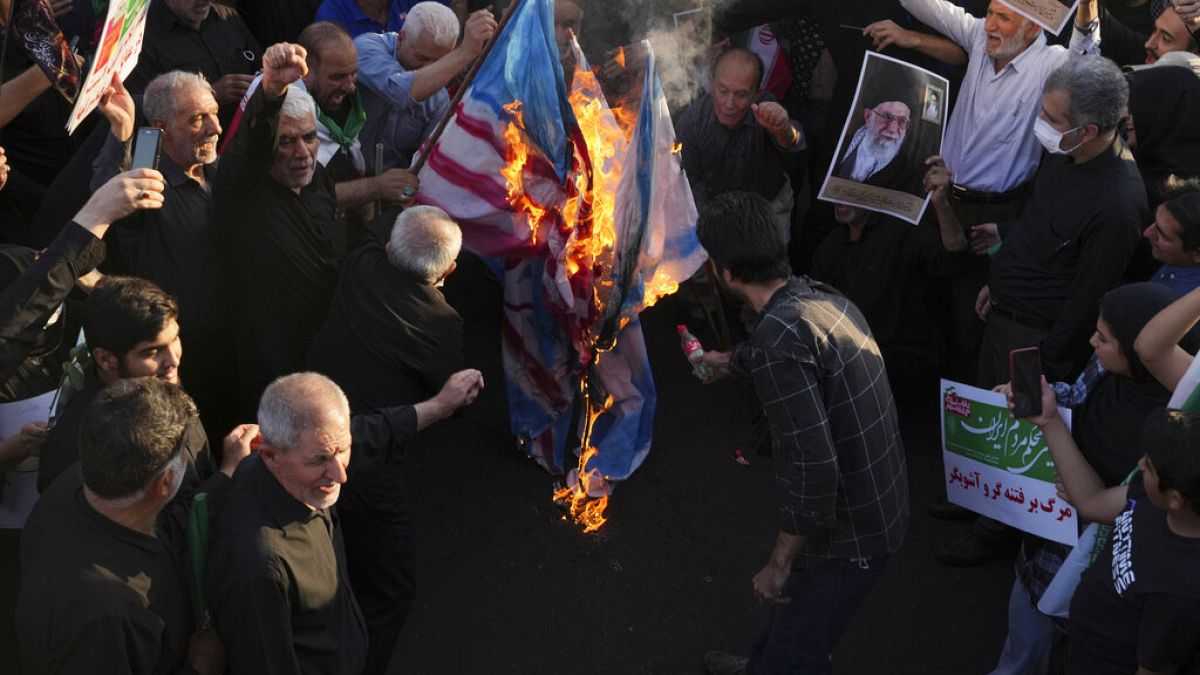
xmin=415 ymin=0 xmax=704 ymax=482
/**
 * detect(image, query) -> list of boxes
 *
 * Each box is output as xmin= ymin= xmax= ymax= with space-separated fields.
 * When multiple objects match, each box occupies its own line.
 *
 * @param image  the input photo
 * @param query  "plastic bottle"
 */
xmin=677 ymin=325 xmax=714 ymax=381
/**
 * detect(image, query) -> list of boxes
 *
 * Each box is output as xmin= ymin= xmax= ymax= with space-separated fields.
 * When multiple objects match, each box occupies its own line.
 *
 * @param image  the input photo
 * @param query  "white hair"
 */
xmin=258 ymin=372 xmax=350 ymax=451
xmin=143 ymin=70 xmax=214 ymax=124
xmin=400 ymin=1 xmax=460 ymax=49
xmin=387 ymin=205 xmax=462 ymax=284
xmin=280 ymin=85 xmax=317 ymax=122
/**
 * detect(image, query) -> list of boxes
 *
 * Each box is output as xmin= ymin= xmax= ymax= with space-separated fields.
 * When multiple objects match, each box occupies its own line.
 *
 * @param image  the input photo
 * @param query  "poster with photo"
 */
xmin=998 ymin=0 xmax=1080 ymax=37
xmin=818 ymin=52 xmax=949 ymax=225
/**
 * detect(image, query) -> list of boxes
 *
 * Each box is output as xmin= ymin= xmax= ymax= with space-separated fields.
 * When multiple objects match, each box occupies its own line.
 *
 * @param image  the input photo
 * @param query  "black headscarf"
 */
xmin=1126 ymin=64 xmax=1200 ymax=203
xmin=1075 ymin=282 xmax=1198 ymax=485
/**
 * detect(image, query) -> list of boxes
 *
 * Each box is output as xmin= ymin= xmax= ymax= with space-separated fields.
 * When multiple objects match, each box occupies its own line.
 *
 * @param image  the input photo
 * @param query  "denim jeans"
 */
xmin=748 ymin=556 xmax=890 ymax=675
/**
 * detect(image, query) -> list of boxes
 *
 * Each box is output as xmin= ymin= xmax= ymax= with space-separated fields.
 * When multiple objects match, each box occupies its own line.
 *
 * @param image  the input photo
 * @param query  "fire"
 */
xmin=553 ymin=392 xmax=614 ymax=533
xmin=499 ymin=101 xmax=549 ymax=242
xmin=671 ymin=141 xmax=682 ymax=154
xmin=614 ymin=46 xmax=626 ymax=69
xmin=642 ymin=270 xmax=680 ymax=308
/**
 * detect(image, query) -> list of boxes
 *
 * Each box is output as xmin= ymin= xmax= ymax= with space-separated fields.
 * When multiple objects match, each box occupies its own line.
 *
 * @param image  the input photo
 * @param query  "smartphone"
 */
xmin=132 ymin=127 xmax=163 ymax=170
xmin=1010 ymin=347 xmax=1043 ymax=419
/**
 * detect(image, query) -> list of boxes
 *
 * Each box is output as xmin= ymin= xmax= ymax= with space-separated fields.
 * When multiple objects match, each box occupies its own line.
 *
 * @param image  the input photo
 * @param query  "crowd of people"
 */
xmin=0 ymin=0 xmax=1199 ymax=672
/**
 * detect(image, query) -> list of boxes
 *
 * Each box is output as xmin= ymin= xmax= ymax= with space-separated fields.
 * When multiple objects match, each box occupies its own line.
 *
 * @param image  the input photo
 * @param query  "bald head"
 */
xmin=299 ymin=21 xmax=354 ymax=68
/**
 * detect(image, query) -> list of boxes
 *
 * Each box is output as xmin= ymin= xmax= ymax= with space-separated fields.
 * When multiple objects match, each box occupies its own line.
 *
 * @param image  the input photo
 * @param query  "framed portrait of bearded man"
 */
xmin=819 ymin=51 xmax=949 ymax=225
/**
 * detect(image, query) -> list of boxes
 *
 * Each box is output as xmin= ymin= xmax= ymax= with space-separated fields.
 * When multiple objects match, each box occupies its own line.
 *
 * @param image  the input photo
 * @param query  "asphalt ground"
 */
xmin=389 ymin=254 xmax=1015 ymax=674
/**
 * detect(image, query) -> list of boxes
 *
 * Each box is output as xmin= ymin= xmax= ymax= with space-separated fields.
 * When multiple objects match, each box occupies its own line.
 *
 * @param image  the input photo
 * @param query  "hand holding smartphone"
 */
xmin=1009 ymin=347 xmax=1042 ymax=419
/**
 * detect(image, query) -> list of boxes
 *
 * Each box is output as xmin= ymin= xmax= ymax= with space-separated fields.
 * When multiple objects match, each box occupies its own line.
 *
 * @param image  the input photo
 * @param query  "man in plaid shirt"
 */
xmin=697 ymin=192 xmax=910 ymax=675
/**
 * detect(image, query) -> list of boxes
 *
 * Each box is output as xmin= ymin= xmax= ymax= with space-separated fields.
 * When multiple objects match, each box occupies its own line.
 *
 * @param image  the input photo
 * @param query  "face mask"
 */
xmin=1034 ymin=117 xmax=1083 ymax=155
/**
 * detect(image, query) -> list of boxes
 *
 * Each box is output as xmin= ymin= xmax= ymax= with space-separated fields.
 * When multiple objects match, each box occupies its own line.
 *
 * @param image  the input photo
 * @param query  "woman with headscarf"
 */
xmin=990 ymin=282 xmax=1196 ymax=674
xmin=1125 ymin=56 xmax=1200 ymax=207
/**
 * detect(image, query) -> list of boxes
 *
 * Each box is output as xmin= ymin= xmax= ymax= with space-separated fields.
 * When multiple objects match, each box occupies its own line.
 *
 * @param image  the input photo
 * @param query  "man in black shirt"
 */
xmin=125 ymin=0 xmax=261 ymax=126
xmin=214 ymin=42 xmax=340 ymax=416
xmin=810 ymin=161 xmax=969 ymax=463
xmin=207 ymin=372 xmax=366 ymax=674
xmin=308 ymin=204 xmax=472 ymax=674
xmin=19 ymin=378 xmax=232 ymax=674
xmin=975 ymin=56 xmax=1146 ymax=386
xmin=676 ymin=49 xmax=805 ymax=240
xmin=695 ymin=192 xmax=908 ymax=675
xmin=296 ymin=22 xmax=420 ymax=248
xmin=91 ymin=71 xmax=239 ymax=443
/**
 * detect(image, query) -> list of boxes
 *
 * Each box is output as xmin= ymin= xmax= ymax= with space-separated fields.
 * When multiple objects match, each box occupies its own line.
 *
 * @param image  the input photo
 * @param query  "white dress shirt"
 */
xmin=900 ymin=0 xmax=1099 ymax=192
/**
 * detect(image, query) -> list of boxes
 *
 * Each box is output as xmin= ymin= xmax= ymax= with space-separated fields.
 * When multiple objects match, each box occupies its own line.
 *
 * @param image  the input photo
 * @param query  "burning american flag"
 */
xmin=415 ymin=0 xmax=705 ymax=532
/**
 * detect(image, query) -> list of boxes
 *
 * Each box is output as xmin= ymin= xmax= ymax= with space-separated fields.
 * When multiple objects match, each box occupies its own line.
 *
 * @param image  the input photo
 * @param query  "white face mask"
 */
xmin=1034 ymin=117 xmax=1083 ymax=155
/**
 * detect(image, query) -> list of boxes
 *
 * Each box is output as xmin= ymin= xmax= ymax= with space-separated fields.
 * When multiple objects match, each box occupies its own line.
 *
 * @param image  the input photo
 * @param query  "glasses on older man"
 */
xmin=867 ymin=108 xmax=910 ymax=129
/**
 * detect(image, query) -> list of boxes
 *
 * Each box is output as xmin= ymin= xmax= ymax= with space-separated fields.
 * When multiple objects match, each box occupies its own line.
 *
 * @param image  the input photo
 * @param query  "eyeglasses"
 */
xmin=868 ymin=108 xmax=910 ymax=129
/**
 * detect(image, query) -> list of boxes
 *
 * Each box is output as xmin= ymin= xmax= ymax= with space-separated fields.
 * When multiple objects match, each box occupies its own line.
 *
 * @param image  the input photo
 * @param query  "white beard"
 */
xmin=844 ymin=126 xmax=903 ymax=183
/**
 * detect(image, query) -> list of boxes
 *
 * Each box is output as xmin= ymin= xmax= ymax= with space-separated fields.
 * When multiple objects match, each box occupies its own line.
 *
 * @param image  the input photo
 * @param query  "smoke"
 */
xmin=644 ymin=21 xmax=711 ymax=112
xmin=576 ymin=0 xmax=715 ymax=112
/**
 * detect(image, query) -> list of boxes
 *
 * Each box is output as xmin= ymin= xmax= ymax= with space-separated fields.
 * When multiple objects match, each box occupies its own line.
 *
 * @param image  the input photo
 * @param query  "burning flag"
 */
xmin=415 ymin=0 xmax=704 ymax=531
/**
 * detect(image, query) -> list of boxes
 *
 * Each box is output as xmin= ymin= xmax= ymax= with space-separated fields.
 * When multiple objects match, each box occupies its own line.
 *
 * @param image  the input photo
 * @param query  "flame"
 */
xmin=498 ymin=101 xmax=549 ymax=242
xmin=642 ymin=270 xmax=680 ymax=309
xmin=553 ymin=393 xmax=614 ymax=533
xmin=671 ymin=141 xmax=682 ymax=154
xmin=614 ymin=46 xmax=626 ymax=70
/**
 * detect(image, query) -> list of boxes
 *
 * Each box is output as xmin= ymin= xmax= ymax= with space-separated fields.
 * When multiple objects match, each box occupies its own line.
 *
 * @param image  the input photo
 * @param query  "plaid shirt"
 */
xmin=732 ymin=277 xmax=910 ymax=564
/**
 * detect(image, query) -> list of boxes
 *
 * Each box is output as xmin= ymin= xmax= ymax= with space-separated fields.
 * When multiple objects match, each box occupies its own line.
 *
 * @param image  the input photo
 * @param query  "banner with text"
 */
xmin=66 ymin=0 xmax=151 ymax=133
xmin=941 ymin=379 xmax=1078 ymax=546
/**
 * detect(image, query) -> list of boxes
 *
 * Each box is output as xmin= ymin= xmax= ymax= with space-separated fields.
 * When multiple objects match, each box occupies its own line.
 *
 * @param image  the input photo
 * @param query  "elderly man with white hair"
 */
xmin=307 ymin=204 xmax=480 ymax=673
xmin=214 ymin=42 xmax=341 ymax=418
xmin=355 ymin=1 xmax=498 ymax=173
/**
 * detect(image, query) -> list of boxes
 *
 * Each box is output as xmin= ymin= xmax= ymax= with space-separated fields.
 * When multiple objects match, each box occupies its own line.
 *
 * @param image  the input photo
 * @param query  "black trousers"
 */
xmin=339 ymin=465 xmax=416 ymax=675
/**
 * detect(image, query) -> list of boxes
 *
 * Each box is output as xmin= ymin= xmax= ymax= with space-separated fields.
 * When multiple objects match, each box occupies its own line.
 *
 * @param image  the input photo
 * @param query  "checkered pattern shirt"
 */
xmin=732 ymin=277 xmax=910 ymax=564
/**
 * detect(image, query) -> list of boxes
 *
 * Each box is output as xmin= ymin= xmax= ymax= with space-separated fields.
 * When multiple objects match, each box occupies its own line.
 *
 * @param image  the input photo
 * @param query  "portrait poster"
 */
xmin=940 ymin=380 xmax=1078 ymax=546
xmin=66 ymin=0 xmax=152 ymax=133
xmin=818 ymin=52 xmax=949 ymax=225
xmin=998 ymin=0 xmax=1080 ymax=37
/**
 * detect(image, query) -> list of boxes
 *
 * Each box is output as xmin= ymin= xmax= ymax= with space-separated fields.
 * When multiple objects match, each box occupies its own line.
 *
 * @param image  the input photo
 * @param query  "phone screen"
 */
xmin=1010 ymin=347 xmax=1043 ymax=419
xmin=132 ymin=127 xmax=163 ymax=170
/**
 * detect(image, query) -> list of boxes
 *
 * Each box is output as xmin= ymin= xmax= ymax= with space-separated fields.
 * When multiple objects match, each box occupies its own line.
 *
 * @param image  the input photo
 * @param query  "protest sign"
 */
xmin=819 ymin=52 xmax=948 ymax=225
xmin=941 ymin=380 xmax=1078 ymax=546
xmin=66 ymin=0 xmax=152 ymax=133
xmin=998 ymin=0 xmax=1080 ymax=37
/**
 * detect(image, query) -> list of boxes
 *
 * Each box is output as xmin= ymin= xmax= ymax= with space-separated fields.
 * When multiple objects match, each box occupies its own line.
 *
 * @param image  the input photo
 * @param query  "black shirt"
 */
xmin=809 ymin=216 xmax=970 ymax=369
xmin=91 ymin=136 xmax=227 ymax=343
xmin=125 ymin=0 xmax=260 ymax=125
xmin=307 ymin=217 xmax=465 ymax=413
xmin=38 ymin=384 xmax=229 ymax=543
xmin=989 ymin=139 xmax=1147 ymax=380
xmin=1100 ymin=0 xmax=1153 ymax=66
xmin=213 ymin=86 xmax=340 ymax=408
xmin=675 ymin=94 xmax=803 ymax=202
xmin=1068 ymin=477 xmax=1200 ymax=674
xmin=206 ymin=456 xmax=368 ymax=675
xmin=232 ymin=0 xmax=320 ymax=48
xmin=18 ymin=471 xmax=193 ymax=675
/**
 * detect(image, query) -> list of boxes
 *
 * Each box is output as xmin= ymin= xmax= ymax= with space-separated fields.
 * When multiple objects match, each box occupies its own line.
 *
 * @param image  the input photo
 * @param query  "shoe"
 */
xmin=926 ymin=495 xmax=975 ymax=521
xmin=704 ymin=650 xmax=749 ymax=675
xmin=933 ymin=527 xmax=1006 ymax=566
